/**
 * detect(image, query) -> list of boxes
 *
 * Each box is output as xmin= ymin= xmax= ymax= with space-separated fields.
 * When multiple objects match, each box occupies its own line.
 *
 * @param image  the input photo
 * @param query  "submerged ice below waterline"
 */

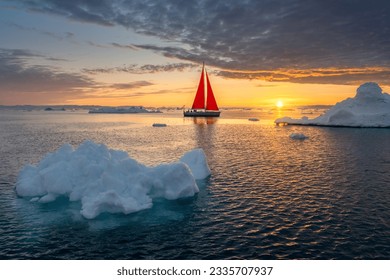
xmin=275 ymin=82 xmax=390 ymax=127
xmin=15 ymin=140 xmax=210 ymax=219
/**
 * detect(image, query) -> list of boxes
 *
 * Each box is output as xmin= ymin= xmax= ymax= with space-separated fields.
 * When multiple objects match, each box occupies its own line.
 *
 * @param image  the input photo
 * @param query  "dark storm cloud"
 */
xmin=15 ymin=0 xmax=390 ymax=85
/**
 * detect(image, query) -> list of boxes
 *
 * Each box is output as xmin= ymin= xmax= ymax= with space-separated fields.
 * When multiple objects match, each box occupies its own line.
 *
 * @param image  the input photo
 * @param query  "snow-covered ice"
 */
xmin=180 ymin=149 xmax=211 ymax=180
xmin=15 ymin=140 xmax=210 ymax=219
xmin=275 ymin=82 xmax=390 ymax=127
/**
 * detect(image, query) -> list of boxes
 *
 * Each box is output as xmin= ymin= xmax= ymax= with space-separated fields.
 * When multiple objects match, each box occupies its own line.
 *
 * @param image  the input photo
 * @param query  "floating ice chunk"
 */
xmin=289 ymin=133 xmax=309 ymax=140
xmin=152 ymin=123 xmax=167 ymax=127
xmin=15 ymin=140 xmax=210 ymax=219
xmin=275 ymin=82 xmax=390 ymax=127
xmin=180 ymin=148 xmax=211 ymax=180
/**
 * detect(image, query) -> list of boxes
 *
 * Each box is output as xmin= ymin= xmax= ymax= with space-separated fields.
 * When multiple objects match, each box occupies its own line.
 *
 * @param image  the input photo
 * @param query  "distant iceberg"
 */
xmin=15 ymin=141 xmax=210 ymax=219
xmin=89 ymin=106 xmax=162 ymax=114
xmin=275 ymin=82 xmax=390 ymax=127
xmin=152 ymin=123 xmax=167 ymax=127
xmin=289 ymin=133 xmax=308 ymax=140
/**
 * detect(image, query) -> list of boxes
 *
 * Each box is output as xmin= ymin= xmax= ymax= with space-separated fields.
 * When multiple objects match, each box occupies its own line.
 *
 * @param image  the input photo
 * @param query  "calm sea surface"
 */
xmin=0 ymin=108 xmax=389 ymax=259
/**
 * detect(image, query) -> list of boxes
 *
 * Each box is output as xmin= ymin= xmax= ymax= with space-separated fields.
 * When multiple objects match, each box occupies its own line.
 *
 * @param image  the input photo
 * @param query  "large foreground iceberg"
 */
xmin=275 ymin=82 xmax=390 ymax=127
xmin=16 ymin=141 xmax=210 ymax=219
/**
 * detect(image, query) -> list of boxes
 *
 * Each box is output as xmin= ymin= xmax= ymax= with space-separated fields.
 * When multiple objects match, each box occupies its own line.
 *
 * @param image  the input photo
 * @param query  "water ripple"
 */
xmin=1 ymin=113 xmax=390 ymax=259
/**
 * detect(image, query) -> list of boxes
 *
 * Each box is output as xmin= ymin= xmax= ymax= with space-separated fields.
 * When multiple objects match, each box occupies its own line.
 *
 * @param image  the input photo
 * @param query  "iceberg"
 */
xmin=275 ymin=82 xmax=390 ymax=127
xmin=152 ymin=123 xmax=167 ymax=127
xmin=289 ymin=133 xmax=308 ymax=140
xmin=88 ymin=106 xmax=162 ymax=114
xmin=180 ymin=149 xmax=211 ymax=180
xmin=15 ymin=140 xmax=210 ymax=219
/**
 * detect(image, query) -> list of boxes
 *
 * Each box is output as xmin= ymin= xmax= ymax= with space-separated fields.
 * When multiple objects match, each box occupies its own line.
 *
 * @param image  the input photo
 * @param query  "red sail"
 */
xmin=191 ymin=67 xmax=205 ymax=109
xmin=205 ymin=72 xmax=219 ymax=111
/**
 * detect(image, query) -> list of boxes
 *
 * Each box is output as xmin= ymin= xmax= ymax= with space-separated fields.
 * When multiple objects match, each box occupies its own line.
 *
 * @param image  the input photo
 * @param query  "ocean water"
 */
xmin=0 ymin=108 xmax=389 ymax=259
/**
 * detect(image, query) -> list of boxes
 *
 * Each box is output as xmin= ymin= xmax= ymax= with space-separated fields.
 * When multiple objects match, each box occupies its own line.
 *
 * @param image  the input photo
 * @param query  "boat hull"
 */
xmin=183 ymin=110 xmax=220 ymax=117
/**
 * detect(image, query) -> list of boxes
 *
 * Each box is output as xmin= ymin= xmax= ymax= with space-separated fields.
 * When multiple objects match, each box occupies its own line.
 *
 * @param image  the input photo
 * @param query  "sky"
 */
xmin=1 ymin=0 xmax=390 ymax=107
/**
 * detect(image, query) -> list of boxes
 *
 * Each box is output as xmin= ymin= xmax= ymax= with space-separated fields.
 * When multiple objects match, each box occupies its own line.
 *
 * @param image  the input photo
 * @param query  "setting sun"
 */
xmin=276 ymin=100 xmax=284 ymax=108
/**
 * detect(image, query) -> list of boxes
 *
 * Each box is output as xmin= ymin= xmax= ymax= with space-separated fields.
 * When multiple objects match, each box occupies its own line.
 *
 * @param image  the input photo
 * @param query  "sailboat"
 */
xmin=184 ymin=63 xmax=221 ymax=117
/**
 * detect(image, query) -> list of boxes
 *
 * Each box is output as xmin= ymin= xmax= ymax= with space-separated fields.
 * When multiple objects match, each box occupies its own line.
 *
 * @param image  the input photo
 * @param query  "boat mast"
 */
xmin=203 ymin=61 xmax=206 ymax=110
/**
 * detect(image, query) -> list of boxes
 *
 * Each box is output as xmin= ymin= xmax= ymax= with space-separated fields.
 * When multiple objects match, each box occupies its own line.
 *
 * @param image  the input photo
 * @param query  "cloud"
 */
xmin=82 ymin=62 xmax=197 ymax=75
xmin=4 ymin=21 xmax=76 ymax=42
xmin=109 ymin=81 xmax=153 ymax=89
xmin=215 ymin=67 xmax=390 ymax=85
xmin=256 ymin=83 xmax=279 ymax=88
xmin=0 ymin=48 xmax=95 ymax=104
xmin=0 ymin=48 xmax=160 ymax=104
xmin=11 ymin=0 xmax=390 ymax=85
xmin=86 ymin=41 xmax=108 ymax=48
xmin=76 ymin=87 xmax=191 ymax=101
xmin=23 ymin=0 xmax=116 ymax=27
xmin=111 ymin=43 xmax=139 ymax=51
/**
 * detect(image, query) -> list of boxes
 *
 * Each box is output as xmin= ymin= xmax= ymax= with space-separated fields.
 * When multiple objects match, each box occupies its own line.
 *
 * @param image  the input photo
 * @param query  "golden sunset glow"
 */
xmin=276 ymin=100 xmax=284 ymax=108
xmin=62 ymin=76 xmax=390 ymax=108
